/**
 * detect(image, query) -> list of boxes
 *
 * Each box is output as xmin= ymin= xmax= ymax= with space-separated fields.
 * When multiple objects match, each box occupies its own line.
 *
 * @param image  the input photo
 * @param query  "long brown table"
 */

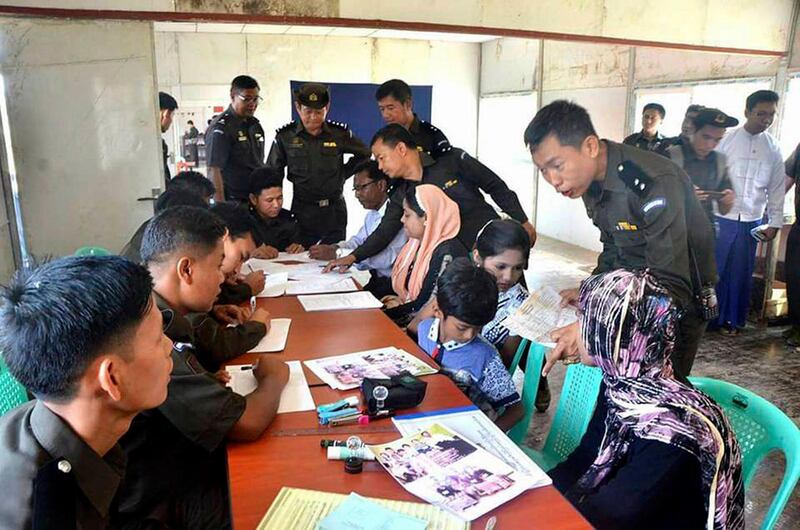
xmin=226 ymin=295 xmax=590 ymax=529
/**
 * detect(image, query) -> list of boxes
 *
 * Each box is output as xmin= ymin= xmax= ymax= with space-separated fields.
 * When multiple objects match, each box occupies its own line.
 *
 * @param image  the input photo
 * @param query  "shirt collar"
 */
xmin=154 ymin=292 xmax=194 ymax=344
xmin=427 ymin=318 xmax=474 ymax=351
xmin=409 ymin=114 xmax=421 ymax=134
xmin=420 ymin=152 xmax=436 ymax=170
xmin=590 ymin=140 xmax=627 ymax=198
xmin=30 ymin=401 xmax=126 ymax=518
xmin=376 ymin=198 xmax=389 ymax=216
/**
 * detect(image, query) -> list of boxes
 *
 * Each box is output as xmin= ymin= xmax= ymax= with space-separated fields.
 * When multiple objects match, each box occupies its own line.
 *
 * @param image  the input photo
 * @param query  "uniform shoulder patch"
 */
xmin=326 ymin=120 xmax=349 ymax=131
xmin=275 ymin=121 xmax=296 ymax=134
xmin=617 ymin=160 xmax=653 ymax=197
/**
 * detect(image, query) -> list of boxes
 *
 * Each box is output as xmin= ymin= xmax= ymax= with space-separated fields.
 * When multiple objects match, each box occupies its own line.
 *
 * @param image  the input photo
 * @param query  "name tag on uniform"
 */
xmin=323 ymin=141 xmax=337 ymax=148
xmin=238 ymin=131 xmax=248 ymax=142
xmin=444 ymin=179 xmax=458 ymax=189
xmin=615 ymin=221 xmax=639 ymax=231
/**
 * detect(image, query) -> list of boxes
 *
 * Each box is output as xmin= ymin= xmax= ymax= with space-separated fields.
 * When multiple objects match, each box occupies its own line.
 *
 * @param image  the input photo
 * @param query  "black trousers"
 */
xmin=671 ymin=301 xmax=707 ymax=384
xmin=786 ymin=222 xmax=800 ymax=326
xmin=291 ymin=196 xmax=347 ymax=246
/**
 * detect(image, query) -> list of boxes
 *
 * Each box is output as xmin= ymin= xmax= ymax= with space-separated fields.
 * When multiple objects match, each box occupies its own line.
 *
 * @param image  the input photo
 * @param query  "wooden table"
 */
xmin=226 ymin=296 xmax=590 ymax=529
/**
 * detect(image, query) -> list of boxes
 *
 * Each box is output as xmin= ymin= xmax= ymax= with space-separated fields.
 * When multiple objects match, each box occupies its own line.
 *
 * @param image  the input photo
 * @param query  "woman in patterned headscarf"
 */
xmin=549 ymin=269 xmax=744 ymax=530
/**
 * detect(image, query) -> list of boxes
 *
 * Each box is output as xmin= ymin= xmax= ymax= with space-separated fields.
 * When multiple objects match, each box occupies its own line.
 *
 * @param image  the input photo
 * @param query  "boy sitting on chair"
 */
xmin=415 ymin=258 xmax=523 ymax=431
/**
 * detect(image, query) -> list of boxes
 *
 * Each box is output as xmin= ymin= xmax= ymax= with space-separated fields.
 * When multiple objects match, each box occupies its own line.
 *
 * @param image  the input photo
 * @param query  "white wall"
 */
xmin=0 ymin=17 xmax=162 ymax=257
xmin=155 ymin=31 xmax=480 ymax=237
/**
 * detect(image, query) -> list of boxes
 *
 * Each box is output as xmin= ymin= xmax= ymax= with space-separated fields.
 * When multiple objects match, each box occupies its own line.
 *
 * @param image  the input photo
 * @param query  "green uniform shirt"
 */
xmin=583 ymin=141 xmax=716 ymax=307
xmin=0 ymin=400 xmax=126 ymax=530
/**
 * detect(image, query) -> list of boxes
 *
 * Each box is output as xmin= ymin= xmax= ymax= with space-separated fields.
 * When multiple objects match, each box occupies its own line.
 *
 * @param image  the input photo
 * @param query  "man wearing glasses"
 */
xmin=309 ymin=160 xmax=407 ymax=297
xmin=206 ymin=75 xmax=266 ymax=202
xmin=267 ymin=83 xmax=370 ymax=245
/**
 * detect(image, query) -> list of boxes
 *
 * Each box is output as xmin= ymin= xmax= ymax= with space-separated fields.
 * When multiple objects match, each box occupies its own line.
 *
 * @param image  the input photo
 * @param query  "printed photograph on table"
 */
xmin=369 ymin=423 xmax=536 ymax=521
xmin=304 ymin=347 xmax=437 ymax=390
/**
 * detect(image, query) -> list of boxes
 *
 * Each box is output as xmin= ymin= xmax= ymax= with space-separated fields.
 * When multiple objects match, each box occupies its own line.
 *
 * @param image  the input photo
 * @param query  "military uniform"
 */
xmin=249 ymin=206 xmax=304 ymax=251
xmin=113 ymin=298 xmax=246 ymax=529
xmin=584 ymin=140 xmax=716 ymax=380
xmin=351 ymin=148 xmax=528 ymax=263
xmin=206 ymin=105 xmax=266 ymax=201
xmin=623 ymin=131 xmax=666 ymax=152
xmin=408 ymin=114 xmax=452 ymax=157
xmin=267 ymin=119 xmax=369 ymax=245
xmin=0 ymin=400 xmax=125 ymax=530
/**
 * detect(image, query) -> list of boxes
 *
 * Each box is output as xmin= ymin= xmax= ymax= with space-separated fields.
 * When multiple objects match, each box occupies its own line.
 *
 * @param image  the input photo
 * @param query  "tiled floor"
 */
xmin=522 ymin=236 xmax=800 ymax=529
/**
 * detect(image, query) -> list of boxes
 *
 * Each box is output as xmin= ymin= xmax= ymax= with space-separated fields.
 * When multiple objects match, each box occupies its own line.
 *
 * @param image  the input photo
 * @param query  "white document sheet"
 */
xmin=247 ymin=318 xmax=291 ymax=352
xmin=298 ymin=291 xmax=382 ymax=312
xmin=501 ymin=286 xmax=578 ymax=345
xmin=256 ymin=272 xmax=288 ymax=298
xmin=225 ymin=361 xmax=315 ymax=414
xmin=393 ymin=405 xmax=551 ymax=487
xmin=271 ymin=251 xmax=327 ymax=264
xmin=285 ymin=278 xmax=357 ymax=295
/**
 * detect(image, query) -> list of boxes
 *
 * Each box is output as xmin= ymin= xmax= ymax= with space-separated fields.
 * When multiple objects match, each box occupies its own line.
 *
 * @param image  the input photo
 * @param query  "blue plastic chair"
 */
xmin=690 ymin=376 xmax=800 ymax=530
xmin=74 ymin=246 xmax=111 ymax=257
xmin=0 ymin=356 xmax=28 ymax=416
xmin=506 ymin=339 xmax=547 ymax=444
xmin=508 ymin=339 xmax=603 ymax=471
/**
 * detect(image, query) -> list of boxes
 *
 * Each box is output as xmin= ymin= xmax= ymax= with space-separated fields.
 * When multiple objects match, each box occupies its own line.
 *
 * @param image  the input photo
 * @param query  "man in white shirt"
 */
xmin=715 ymin=89 xmax=785 ymax=334
xmin=309 ymin=160 xmax=407 ymax=297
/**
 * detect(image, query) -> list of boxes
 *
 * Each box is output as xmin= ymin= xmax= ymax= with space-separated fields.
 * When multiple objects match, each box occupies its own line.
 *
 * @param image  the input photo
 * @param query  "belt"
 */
xmin=295 ymin=194 xmax=343 ymax=207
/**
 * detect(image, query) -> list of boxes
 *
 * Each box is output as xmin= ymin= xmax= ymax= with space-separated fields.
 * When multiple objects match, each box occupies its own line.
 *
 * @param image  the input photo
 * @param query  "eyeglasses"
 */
xmin=236 ymin=94 xmax=263 ymax=104
xmin=352 ymin=181 xmax=378 ymax=193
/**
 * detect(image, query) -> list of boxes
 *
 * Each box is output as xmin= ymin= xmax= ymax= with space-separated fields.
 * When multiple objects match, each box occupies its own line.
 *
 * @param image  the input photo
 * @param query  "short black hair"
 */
xmin=352 ymin=159 xmax=389 ymax=183
xmin=746 ymin=89 xmax=779 ymax=111
xmin=249 ymin=166 xmax=284 ymax=196
xmin=0 ymin=256 xmax=153 ymax=401
xmin=643 ymin=103 xmax=666 ymax=119
xmin=371 ymin=123 xmax=418 ymax=149
xmin=167 ymin=170 xmax=216 ymax=199
xmin=231 ymin=75 xmax=260 ymax=92
xmin=141 ymin=206 xmax=226 ymax=265
xmin=524 ymin=100 xmax=597 ymax=151
xmin=436 ymin=258 xmax=498 ymax=326
xmin=474 ymin=219 xmax=531 ymax=268
xmin=404 ymin=185 xmax=425 ymax=217
xmin=375 ymin=79 xmax=413 ymax=104
xmin=187 ymin=120 xmax=194 ymax=125
xmin=210 ymin=202 xmax=255 ymax=241
xmin=155 ymin=187 xmax=208 ymax=214
xmin=159 ymin=91 xmax=178 ymax=111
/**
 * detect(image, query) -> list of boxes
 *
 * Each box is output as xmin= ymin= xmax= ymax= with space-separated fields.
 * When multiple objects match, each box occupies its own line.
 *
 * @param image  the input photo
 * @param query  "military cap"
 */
xmin=693 ymin=108 xmax=739 ymax=130
xmin=295 ymin=83 xmax=330 ymax=109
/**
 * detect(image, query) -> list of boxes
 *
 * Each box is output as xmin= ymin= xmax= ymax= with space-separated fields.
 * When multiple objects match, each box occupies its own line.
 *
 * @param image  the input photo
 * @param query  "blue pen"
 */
xmin=316 ymin=396 xmax=359 ymax=414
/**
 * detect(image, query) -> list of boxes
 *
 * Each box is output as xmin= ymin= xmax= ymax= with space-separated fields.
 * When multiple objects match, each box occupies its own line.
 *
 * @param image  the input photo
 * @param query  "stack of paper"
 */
xmin=256 ymin=273 xmax=288 ymax=298
xmin=369 ymin=423 xmax=537 ymax=521
xmin=225 ymin=360 xmax=315 ymax=414
xmin=297 ymin=291 xmax=382 ymax=312
xmin=247 ymin=318 xmax=291 ymax=353
xmin=285 ymin=277 xmax=357 ymax=295
xmin=501 ymin=286 xmax=577 ymax=346
xmin=304 ymin=346 xmax=437 ymax=390
xmin=257 ymin=487 xmax=467 ymax=530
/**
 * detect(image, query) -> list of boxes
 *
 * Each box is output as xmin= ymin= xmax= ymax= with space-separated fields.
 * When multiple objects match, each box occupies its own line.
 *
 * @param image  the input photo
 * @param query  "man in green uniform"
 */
xmin=526 ymin=100 xmax=716 ymax=383
xmin=267 ymin=83 xmax=370 ymax=246
xmin=0 ymin=256 xmax=173 ymax=530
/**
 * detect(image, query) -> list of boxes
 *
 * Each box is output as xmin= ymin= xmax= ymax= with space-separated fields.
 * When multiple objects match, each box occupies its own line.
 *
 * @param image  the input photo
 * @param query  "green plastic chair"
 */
xmin=0 ymin=356 xmax=28 ymax=416
xmin=689 ymin=376 xmax=800 ymax=530
xmin=507 ymin=339 xmax=603 ymax=471
xmin=74 ymin=246 xmax=111 ymax=257
xmin=506 ymin=339 xmax=547 ymax=444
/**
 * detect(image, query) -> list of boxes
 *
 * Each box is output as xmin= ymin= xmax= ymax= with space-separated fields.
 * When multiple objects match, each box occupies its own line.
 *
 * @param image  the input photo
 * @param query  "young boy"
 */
xmin=0 ymin=256 xmax=173 ymax=530
xmin=162 ymin=204 xmax=269 ymax=372
xmin=248 ymin=167 xmax=306 ymax=258
xmin=113 ymin=205 xmax=289 ymax=529
xmin=416 ymin=258 xmax=523 ymax=431
xmin=210 ymin=201 xmax=266 ymax=305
